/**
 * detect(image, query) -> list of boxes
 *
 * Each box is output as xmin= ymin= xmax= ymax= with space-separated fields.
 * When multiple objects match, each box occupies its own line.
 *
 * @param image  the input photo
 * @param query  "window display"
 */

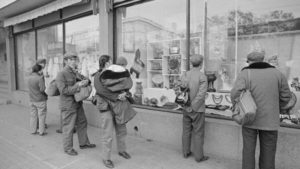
xmin=114 ymin=0 xmax=300 ymax=127
xmin=116 ymin=0 xmax=187 ymax=108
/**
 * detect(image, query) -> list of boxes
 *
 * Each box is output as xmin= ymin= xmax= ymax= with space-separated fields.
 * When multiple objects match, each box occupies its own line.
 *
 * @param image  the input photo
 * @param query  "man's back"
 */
xmin=231 ymin=63 xmax=291 ymax=130
xmin=184 ymin=68 xmax=207 ymax=113
xmin=28 ymin=73 xmax=47 ymax=102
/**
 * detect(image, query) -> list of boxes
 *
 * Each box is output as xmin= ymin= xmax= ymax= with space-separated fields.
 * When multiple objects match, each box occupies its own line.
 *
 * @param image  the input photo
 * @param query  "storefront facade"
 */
xmin=2 ymin=0 xmax=300 ymax=168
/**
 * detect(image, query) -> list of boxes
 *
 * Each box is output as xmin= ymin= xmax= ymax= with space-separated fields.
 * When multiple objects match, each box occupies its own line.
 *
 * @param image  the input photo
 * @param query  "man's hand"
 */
xmin=78 ymin=80 xmax=89 ymax=87
xmin=118 ymin=92 xmax=127 ymax=101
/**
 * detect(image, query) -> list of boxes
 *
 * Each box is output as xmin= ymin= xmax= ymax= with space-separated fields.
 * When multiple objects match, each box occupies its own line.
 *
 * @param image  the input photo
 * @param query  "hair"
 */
xmin=32 ymin=64 xmax=43 ymax=73
xmin=36 ymin=58 xmax=46 ymax=65
xmin=91 ymin=54 xmax=111 ymax=76
xmin=99 ymin=55 xmax=111 ymax=70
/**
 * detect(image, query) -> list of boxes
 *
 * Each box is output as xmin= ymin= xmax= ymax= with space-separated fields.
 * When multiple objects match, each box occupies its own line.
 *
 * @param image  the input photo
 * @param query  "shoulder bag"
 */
xmin=74 ymin=85 xmax=92 ymax=102
xmin=45 ymin=80 xmax=60 ymax=96
xmin=232 ymin=70 xmax=257 ymax=125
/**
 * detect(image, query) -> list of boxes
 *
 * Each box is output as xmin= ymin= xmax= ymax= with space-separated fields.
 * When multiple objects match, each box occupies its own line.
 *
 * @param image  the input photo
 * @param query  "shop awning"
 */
xmin=3 ymin=0 xmax=82 ymax=27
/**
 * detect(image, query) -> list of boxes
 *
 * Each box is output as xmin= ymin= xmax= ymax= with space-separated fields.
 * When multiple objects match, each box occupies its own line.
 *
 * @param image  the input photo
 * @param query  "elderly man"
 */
xmin=56 ymin=53 xmax=95 ymax=156
xmin=180 ymin=54 xmax=209 ymax=162
xmin=231 ymin=51 xmax=291 ymax=169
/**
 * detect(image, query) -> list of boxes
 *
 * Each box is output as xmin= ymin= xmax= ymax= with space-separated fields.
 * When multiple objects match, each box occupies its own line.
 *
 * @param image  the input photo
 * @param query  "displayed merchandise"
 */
xmin=133 ymin=81 xmax=143 ymax=104
xmin=151 ymin=74 xmax=163 ymax=88
xmin=205 ymin=71 xmax=217 ymax=92
xmin=146 ymin=39 xmax=194 ymax=89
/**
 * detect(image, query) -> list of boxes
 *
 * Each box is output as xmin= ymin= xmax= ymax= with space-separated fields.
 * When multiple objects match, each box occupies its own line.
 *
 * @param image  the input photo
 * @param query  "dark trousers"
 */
xmin=182 ymin=111 xmax=205 ymax=160
xmin=62 ymin=105 xmax=90 ymax=151
xmin=242 ymin=127 xmax=278 ymax=169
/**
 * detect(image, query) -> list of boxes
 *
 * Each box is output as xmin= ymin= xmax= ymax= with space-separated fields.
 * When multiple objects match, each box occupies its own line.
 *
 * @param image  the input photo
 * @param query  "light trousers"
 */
xmin=30 ymin=101 xmax=47 ymax=134
xmin=99 ymin=110 xmax=127 ymax=160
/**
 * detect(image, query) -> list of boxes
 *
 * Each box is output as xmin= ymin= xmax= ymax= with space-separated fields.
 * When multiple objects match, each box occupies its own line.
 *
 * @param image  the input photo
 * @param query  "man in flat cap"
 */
xmin=180 ymin=54 xmax=209 ymax=162
xmin=56 ymin=53 xmax=96 ymax=156
xmin=231 ymin=51 xmax=291 ymax=169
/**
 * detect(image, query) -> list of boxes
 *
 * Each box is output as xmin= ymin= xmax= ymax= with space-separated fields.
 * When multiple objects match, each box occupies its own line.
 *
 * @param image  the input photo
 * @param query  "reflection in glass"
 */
xmin=206 ymin=0 xmax=236 ymax=91
xmin=16 ymin=31 xmax=36 ymax=91
xmin=65 ymin=15 xmax=100 ymax=80
xmin=37 ymin=24 xmax=63 ymax=87
xmin=237 ymin=0 xmax=300 ymax=83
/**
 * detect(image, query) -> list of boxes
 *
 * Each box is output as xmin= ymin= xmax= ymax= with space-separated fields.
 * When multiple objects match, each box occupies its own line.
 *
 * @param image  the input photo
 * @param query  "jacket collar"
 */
xmin=31 ymin=72 xmax=41 ymax=76
xmin=242 ymin=62 xmax=275 ymax=70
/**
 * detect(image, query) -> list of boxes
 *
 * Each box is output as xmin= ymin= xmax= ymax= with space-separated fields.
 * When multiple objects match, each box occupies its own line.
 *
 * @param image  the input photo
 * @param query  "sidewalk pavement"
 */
xmin=0 ymin=104 xmax=240 ymax=169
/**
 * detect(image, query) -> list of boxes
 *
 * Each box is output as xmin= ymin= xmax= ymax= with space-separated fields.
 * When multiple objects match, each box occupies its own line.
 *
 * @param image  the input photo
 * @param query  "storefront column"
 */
xmin=98 ymin=0 xmax=114 ymax=57
xmin=5 ymin=26 xmax=16 ymax=92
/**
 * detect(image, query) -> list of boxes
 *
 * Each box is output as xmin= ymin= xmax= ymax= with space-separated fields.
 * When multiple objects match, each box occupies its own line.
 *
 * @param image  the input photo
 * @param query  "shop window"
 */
xmin=236 ymin=0 xmax=300 ymax=82
xmin=37 ymin=24 xmax=63 ymax=87
xmin=15 ymin=31 xmax=36 ymax=91
xmin=236 ymin=0 xmax=300 ymax=125
xmin=65 ymin=15 xmax=100 ymax=81
xmin=116 ymin=0 xmax=187 ymax=108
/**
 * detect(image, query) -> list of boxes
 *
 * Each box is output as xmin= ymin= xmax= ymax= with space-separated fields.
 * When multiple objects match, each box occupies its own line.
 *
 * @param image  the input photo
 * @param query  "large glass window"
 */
xmin=206 ymin=0 xmax=236 ymax=92
xmin=236 ymin=0 xmax=300 ymax=84
xmin=16 ymin=31 xmax=36 ymax=91
xmin=37 ymin=24 xmax=63 ymax=87
xmin=65 ymin=15 xmax=100 ymax=80
xmin=0 ymin=28 xmax=7 ymax=84
xmin=116 ymin=0 xmax=186 ymax=108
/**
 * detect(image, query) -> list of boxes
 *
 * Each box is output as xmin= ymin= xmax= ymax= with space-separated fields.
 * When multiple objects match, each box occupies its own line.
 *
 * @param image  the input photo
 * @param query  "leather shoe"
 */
xmin=183 ymin=152 xmax=192 ymax=158
xmin=80 ymin=144 xmax=96 ymax=149
xmin=39 ymin=132 xmax=47 ymax=136
xmin=56 ymin=129 xmax=62 ymax=133
xmin=103 ymin=160 xmax=114 ymax=168
xmin=195 ymin=156 xmax=209 ymax=162
xmin=64 ymin=149 xmax=78 ymax=156
xmin=118 ymin=151 xmax=131 ymax=159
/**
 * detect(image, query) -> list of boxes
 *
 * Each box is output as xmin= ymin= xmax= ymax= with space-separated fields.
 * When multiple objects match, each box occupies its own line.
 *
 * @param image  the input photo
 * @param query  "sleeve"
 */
xmin=56 ymin=71 xmax=80 ymax=95
xmin=39 ymin=76 xmax=46 ymax=92
xmin=76 ymin=72 xmax=91 ymax=84
xmin=230 ymin=71 xmax=247 ymax=105
xmin=191 ymin=74 xmax=208 ymax=111
xmin=279 ymin=73 xmax=291 ymax=108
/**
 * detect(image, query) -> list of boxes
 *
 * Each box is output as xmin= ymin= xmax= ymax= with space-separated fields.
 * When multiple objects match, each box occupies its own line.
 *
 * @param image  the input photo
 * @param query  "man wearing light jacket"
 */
xmin=180 ymin=54 xmax=208 ymax=163
xmin=231 ymin=51 xmax=291 ymax=169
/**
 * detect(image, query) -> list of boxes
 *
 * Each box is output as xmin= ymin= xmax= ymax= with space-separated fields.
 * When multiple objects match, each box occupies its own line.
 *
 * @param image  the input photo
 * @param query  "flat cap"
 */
xmin=116 ymin=56 xmax=128 ymax=67
xmin=63 ymin=53 xmax=78 ymax=60
xmin=190 ymin=54 xmax=204 ymax=67
xmin=247 ymin=51 xmax=265 ymax=62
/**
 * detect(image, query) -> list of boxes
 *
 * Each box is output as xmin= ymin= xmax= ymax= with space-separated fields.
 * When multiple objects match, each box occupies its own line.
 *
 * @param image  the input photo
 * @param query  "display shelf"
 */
xmin=146 ymin=38 xmax=201 ymax=89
